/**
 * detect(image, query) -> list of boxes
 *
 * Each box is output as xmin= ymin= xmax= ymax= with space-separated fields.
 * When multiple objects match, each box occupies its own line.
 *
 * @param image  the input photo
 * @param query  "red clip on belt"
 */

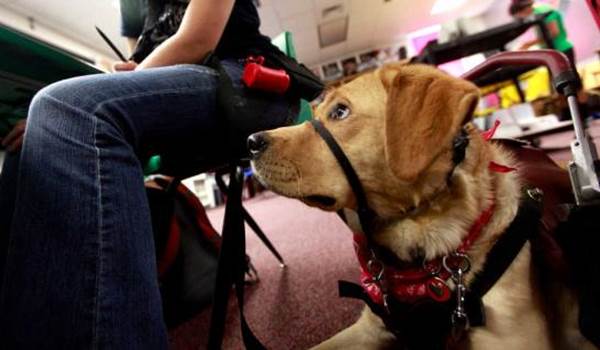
xmin=242 ymin=55 xmax=290 ymax=94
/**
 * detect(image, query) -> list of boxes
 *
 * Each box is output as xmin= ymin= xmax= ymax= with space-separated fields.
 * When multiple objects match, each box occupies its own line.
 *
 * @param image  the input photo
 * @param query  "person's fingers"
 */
xmin=113 ymin=61 xmax=138 ymax=72
xmin=1 ymin=121 xmax=25 ymax=147
xmin=7 ymin=134 xmax=24 ymax=153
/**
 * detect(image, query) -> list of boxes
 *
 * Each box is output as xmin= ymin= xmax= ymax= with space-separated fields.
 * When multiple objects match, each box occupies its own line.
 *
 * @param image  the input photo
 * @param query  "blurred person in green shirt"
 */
xmin=510 ymin=0 xmax=576 ymax=68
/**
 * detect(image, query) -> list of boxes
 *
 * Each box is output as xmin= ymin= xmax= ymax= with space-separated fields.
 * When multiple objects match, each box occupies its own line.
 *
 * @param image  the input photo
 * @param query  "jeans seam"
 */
xmin=44 ymin=91 xmax=105 ymax=348
xmin=92 ymin=113 xmax=103 ymax=350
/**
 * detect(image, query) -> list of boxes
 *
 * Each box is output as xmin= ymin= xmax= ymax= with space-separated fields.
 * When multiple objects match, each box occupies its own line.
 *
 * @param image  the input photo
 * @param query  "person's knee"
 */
xmin=28 ymin=76 xmax=132 ymax=143
xmin=26 ymin=77 xmax=117 ymax=150
xmin=32 ymin=75 xmax=107 ymax=115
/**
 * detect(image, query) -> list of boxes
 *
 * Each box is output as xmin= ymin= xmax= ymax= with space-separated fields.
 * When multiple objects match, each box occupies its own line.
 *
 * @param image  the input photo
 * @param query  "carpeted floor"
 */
xmin=169 ymin=193 xmax=364 ymax=350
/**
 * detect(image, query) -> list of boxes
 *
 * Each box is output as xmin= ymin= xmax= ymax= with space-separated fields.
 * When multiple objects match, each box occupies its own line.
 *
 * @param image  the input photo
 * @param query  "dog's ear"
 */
xmin=382 ymin=65 xmax=479 ymax=182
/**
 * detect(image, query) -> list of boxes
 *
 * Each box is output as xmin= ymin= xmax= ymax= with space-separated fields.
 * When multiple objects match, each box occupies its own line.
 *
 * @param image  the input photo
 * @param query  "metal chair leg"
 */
xmin=242 ymin=206 xmax=285 ymax=267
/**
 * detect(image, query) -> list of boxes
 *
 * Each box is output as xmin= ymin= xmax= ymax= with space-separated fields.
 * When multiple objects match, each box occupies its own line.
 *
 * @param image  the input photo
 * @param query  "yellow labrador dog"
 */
xmin=249 ymin=63 xmax=594 ymax=350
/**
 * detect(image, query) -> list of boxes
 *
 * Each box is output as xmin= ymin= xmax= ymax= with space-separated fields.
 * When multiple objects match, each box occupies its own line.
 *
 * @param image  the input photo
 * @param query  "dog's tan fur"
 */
xmin=251 ymin=63 xmax=594 ymax=349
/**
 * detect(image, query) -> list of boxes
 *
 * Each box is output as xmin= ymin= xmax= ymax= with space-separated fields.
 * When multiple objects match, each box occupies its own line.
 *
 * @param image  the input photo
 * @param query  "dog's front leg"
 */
xmin=309 ymin=308 xmax=397 ymax=350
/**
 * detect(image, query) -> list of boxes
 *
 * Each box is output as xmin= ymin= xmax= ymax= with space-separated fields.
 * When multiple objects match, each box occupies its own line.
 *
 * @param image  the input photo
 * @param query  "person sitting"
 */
xmin=0 ymin=0 xmax=307 ymax=348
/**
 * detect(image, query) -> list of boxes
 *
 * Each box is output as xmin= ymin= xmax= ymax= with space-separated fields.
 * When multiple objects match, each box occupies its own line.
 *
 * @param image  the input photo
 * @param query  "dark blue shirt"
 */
xmin=120 ymin=0 xmax=147 ymax=38
xmin=120 ymin=0 xmax=273 ymax=60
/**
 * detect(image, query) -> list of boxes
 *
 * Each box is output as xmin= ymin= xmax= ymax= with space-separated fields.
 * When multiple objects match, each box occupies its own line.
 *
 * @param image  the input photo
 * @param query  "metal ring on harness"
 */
xmin=367 ymin=259 xmax=385 ymax=282
xmin=442 ymin=253 xmax=472 ymax=275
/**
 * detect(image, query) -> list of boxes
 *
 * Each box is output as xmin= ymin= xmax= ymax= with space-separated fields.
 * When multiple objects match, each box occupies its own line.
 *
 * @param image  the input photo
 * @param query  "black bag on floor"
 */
xmin=146 ymin=176 xmax=221 ymax=328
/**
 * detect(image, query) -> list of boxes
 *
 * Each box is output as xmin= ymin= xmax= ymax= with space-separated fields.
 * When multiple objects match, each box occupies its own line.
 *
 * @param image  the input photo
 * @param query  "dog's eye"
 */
xmin=328 ymin=103 xmax=351 ymax=120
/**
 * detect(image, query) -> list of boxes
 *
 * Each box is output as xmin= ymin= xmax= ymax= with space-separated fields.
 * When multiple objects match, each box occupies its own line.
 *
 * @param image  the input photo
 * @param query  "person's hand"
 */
xmin=0 ymin=119 xmax=26 ymax=153
xmin=112 ymin=60 xmax=138 ymax=72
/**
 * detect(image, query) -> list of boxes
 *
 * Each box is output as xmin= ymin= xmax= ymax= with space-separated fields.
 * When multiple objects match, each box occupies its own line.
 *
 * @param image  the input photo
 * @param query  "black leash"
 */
xmin=310 ymin=119 xmax=376 ymax=235
xmin=468 ymin=188 xmax=542 ymax=298
xmin=207 ymin=166 xmax=266 ymax=350
xmin=206 ymin=54 xmax=266 ymax=349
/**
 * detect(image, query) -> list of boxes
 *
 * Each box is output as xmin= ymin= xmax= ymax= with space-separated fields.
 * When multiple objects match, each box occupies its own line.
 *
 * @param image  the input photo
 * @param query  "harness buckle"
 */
xmin=526 ymin=187 xmax=544 ymax=202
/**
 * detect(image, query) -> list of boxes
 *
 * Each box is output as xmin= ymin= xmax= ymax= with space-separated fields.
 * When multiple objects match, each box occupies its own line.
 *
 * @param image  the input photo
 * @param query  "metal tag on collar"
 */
xmin=426 ymin=277 xmax=452 ymax=302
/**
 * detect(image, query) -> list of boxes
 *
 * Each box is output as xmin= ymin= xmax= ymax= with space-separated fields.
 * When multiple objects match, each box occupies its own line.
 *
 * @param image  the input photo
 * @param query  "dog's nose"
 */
xmin=247 ymin=132 xmax=269 ymax=157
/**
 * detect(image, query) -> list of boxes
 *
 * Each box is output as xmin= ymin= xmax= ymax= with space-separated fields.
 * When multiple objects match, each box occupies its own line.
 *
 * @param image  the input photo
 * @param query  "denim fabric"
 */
xmin=0 ymin=60 xmax=298 ymax=349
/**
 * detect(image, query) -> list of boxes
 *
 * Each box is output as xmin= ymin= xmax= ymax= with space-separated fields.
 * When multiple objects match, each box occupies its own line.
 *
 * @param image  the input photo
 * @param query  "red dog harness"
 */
xmin=350 ymin=120 xmax=509 ymax=307
xmin=354 ymin=201 xmax=496 ymax=305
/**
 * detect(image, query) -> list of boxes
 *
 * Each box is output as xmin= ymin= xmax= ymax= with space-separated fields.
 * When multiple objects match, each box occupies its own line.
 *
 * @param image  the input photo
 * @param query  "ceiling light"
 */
xmin=430 ymin=0 xmax=467 ymax=15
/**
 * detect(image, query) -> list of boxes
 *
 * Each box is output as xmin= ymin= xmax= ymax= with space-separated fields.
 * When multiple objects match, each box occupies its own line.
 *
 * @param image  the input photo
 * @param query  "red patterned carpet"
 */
xmin=169 ymin=193 xmax=363 ymax=349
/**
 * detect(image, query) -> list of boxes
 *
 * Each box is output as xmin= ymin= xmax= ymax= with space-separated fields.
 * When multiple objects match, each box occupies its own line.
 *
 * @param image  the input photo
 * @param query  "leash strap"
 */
xmin=310 ymin=119 xmax=376 ymax=234
xmin=469 ymin=188 xmax=542 ymax=299
xmin=207 ymin=166 xmax=266 ymax=349
xmin=339 ymin=280 xmax=389 ymax=318
xmin=206 ymin=52 xmax=268 ymax=349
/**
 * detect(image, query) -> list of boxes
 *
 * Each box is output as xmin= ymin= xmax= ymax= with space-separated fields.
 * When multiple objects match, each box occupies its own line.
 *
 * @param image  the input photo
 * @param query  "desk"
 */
xmin=0 ymin=24 xmax=101 ymax=136
xmin=416 ymin=15 xmax=553 ymax=66
xmin=513 ymin=120 xmax=574 ymax=141
xmin=416 ymin=15 xmax=553 ymax=101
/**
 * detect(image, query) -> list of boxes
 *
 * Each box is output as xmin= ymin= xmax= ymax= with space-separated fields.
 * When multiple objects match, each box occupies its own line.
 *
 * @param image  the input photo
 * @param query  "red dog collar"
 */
xmin=354 ymin=200 xmax=496 ymax=305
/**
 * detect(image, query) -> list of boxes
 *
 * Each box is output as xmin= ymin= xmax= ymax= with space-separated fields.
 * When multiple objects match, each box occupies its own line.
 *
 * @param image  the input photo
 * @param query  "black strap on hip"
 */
xmin=204 ymin=53 xmax=247 ymax=160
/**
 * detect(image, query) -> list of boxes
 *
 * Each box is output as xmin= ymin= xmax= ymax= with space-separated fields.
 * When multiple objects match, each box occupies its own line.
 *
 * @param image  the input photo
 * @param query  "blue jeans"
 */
xmin=0 ymin=60 xmax=298 ymax=349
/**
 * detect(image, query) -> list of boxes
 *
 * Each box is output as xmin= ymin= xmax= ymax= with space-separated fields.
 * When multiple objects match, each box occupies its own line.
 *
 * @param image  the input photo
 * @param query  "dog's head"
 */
xmin=250 ymin=63 xmax=479 ymax=218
